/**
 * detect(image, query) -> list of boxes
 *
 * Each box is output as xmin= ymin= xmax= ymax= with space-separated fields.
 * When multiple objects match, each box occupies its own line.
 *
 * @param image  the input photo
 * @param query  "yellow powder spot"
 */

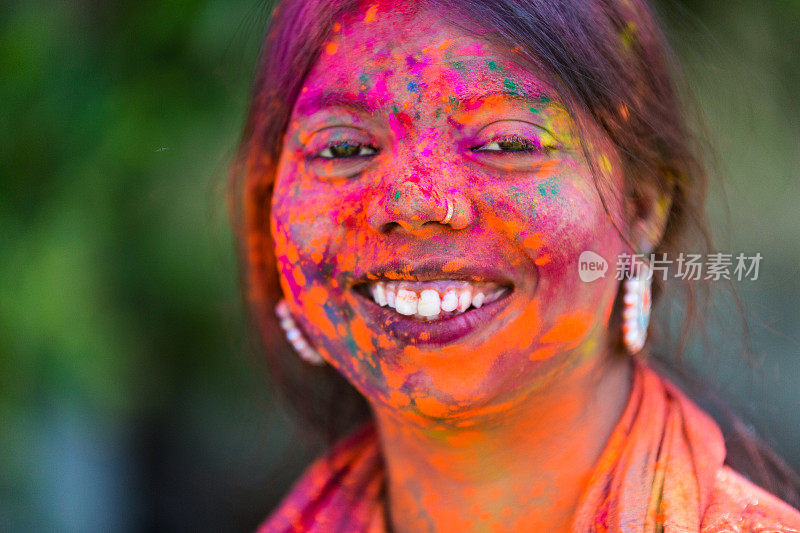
xmin=364 ymin=4 xmax=378 ymax=23
xmin=325 ymin=41 xmax=339 ymax=55
xmin=599 ymin=154 xmax=613 ymax=175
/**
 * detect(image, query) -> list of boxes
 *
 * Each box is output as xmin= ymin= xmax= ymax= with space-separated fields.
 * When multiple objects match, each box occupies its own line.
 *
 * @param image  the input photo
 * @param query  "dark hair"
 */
xmin=228 ymin=0 xmax=800 ymax=505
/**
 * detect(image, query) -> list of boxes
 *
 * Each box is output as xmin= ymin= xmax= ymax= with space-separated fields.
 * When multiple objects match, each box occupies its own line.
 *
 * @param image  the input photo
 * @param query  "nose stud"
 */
xmin=440 ymin=196 xmax=454 ymax=225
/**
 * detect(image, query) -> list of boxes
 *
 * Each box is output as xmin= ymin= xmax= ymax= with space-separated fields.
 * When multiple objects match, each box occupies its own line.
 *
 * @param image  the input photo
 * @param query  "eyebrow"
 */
xmin=295 ymin=92 xmax=380 ymax=117
xmin=294 ymin=88 xmax=552 ymax=118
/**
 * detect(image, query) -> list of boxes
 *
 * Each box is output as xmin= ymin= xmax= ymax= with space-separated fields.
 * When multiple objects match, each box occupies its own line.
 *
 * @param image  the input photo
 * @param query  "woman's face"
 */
xmin=270 ymin=5 xmax=629 ymax=422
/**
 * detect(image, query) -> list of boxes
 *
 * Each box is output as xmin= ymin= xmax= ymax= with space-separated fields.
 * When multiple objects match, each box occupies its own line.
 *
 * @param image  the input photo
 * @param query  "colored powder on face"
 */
xmin=503 ymin=78 xmax=517 ymax=93
xmin=364 ymin=3 xmax=378 ymax=23
xmin=407 ymin=81 xmax=419 ymax=92
xmin=486 ymin=60 xmax=500 ymax=71
xmin=537 ymin=176 xmax=561 ymax=198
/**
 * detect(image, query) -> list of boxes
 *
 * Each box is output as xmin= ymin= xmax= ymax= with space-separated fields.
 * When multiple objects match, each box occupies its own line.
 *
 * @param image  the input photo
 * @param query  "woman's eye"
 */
xmin=471 ymin=134 xmax=556 ymax=154
xmin=318 ymin=142 xmax=378 ymax=159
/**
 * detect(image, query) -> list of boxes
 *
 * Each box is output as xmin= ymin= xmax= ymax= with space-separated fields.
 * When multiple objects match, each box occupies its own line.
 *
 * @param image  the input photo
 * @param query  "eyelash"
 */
xmin=314 ymin=140 xmax=379 ymax=160
xmin=470 ymin=134 xmax=548 ymax=155
xmin=311 ymin=134 xmax=555 ymax=161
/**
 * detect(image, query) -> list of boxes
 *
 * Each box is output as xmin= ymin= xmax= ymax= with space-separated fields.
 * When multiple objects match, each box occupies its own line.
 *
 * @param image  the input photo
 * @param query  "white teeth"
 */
xmin=472 ymin=292 xmax=485 ymax=309
xmin=395 ymin=288 xmax=418 ymax=316
xmin=386 ymin=286 xmax=396 ymax=308
xmin=457 ymin=289 xmax=471 ymax=312
xmin=363 ymin=279 xmax=511 ymax=320
xmin=374 ymin=282 xmax=387 ymax=306
xmin=417 ymin=289 xmax=441 ymax=317
xmin=441 ymin=289 xmax=458 ymax=312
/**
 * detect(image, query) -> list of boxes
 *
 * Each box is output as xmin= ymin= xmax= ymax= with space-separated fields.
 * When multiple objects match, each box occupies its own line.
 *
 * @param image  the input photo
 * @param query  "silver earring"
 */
xmin=275 ymin=299 xmax=325 ymax=365
xmin=622 ymin=260 xmax=651 ymax=354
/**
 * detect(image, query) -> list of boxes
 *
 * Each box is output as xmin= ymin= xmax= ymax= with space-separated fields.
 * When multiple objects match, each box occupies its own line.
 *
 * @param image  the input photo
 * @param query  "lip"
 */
xmin=352 ymin=283 xmax=515 ymax=347
xmin=351 ymin=257 xmax=516 ymax=286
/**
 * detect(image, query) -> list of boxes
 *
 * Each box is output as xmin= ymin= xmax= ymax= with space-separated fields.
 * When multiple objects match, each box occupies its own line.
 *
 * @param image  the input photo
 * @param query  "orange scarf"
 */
xmin=258 ymin=361 xmax=800 ymax=532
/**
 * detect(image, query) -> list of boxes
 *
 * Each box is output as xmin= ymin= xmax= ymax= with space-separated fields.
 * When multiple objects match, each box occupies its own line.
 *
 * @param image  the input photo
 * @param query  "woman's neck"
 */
xmin=373 ymin=353 xmax=633 ymax=533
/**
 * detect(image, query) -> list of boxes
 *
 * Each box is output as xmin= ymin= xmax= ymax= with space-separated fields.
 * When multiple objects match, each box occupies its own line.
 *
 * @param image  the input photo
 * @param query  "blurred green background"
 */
xmin=1 ymin=0 xmax=798 ymax=531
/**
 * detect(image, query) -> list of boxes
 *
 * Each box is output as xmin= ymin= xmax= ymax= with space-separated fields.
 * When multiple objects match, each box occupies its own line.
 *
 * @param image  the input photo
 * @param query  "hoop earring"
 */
xmin=275 ymin=299 xmax=325 ymax=366
xmin=622 ymin=260 xmax=651 ymax=354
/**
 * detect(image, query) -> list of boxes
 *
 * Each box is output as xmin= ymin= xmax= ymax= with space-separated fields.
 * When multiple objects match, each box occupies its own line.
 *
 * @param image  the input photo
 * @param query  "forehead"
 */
xmin=296 ymin=5 xmax=554 ymax=114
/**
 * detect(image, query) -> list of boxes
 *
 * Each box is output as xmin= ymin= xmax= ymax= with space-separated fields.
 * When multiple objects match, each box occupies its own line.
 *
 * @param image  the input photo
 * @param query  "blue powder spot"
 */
xmin=537 ymin=177 xmax=561 ymax=198
xmin=407 ymin=81 xmax=419 ymax=92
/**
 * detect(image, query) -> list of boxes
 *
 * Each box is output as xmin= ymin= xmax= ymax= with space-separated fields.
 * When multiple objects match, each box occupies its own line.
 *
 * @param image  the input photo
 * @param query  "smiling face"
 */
xmin=270 ymin=4 xmax=630 ymax=422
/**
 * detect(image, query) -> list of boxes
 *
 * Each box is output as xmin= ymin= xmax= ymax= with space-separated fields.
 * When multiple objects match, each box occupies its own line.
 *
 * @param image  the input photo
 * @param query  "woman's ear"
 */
xmin=627 ymin=176 xmax=673 ymax=255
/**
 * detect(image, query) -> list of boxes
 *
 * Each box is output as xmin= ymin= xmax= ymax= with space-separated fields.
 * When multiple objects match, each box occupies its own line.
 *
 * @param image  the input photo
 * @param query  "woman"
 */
xmin=229 ymin=0 xmax=800 ymax=531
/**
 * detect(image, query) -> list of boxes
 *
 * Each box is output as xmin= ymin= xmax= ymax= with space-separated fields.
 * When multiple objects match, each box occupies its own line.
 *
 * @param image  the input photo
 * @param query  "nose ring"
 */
xmin=440 ymin=196 xmax=454 ymax=225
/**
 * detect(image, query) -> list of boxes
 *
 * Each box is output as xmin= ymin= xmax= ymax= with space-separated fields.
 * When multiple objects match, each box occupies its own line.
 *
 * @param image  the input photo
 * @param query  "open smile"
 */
xmin=352 ymin=279 xmax=516 ymax=346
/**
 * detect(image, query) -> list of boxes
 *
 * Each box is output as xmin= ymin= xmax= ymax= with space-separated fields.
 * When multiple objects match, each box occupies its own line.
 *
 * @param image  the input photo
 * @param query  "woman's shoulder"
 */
xmin=256 ymin=422 xmax=384 ymax=532
xmin=702 ymin=465 xmax=800 ymax=532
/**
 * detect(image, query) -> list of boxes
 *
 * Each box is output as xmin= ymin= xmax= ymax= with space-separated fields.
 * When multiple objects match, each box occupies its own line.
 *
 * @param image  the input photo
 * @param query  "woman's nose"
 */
xmin=366 ymin=174 xmax=472 ymax=234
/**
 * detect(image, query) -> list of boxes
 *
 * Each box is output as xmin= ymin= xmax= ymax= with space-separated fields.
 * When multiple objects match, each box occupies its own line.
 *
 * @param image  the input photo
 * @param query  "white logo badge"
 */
xmin=578 ymin=251 xmax=608 ymax=282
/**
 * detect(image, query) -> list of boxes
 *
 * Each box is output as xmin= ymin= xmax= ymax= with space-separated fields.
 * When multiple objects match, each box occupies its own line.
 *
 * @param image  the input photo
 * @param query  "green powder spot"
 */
xmin=486 ymin=60 xmax=500 ymax=71
xmin=359 ymin=73 xmax=370 ymax=85
xmin=529 ymin=106 xmax=541 ymax=114
xmin=394 ymin=190 xmax=400 ymax=201
xmin=539 ymin=95 xmax=550 ymax=105
xmin=448 ymin=96 xmax=458 ymax=106
xmin=503 ymin=78 xmax=517 ymax=93
xmin=346 ymin=336 xmax=358 ymax=355
xmin=451 ymin=61 xmax=466 ymax=70
xmin=537 ymin=177 xmax=561 ymax=198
